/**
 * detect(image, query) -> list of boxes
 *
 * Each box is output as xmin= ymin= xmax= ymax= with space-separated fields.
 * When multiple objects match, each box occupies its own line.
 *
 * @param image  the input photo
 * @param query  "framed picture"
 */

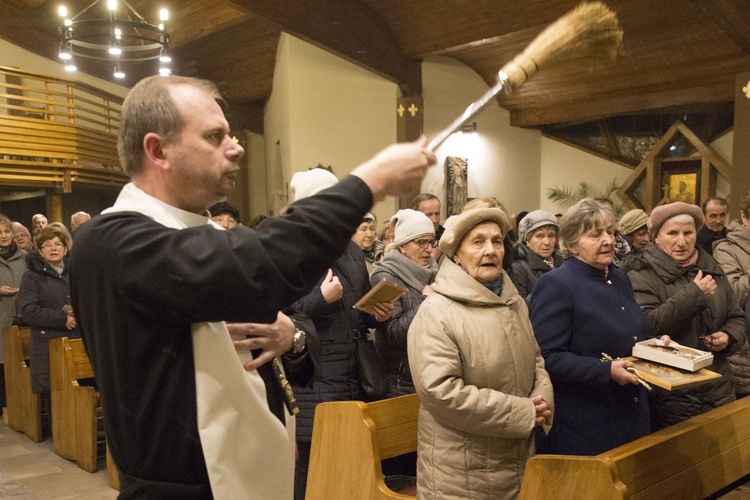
xmin=660 ymin=159 xmax=701 ymax=205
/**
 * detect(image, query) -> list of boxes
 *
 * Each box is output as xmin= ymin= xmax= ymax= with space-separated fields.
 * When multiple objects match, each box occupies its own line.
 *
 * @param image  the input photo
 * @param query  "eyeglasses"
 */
xmin=41 ymin=242 xmax=65 ymax=250
xmin=411 ymin=238 xmax=435 ymax=249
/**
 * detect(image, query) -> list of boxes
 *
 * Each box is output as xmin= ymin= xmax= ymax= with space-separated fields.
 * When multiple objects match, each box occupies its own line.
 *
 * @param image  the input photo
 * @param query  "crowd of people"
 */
xmin=1 ymin=74 xmax=748 ymax=500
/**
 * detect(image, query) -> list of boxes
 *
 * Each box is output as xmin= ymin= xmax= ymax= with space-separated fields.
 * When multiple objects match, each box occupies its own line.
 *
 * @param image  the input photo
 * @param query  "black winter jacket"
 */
xmin=18 ymin=252 xmax=80 ymax=394
xmin=508 ymin=243 xmax=563 ymax=301
xmin=291 ymin=241 xmax=380 ymax=442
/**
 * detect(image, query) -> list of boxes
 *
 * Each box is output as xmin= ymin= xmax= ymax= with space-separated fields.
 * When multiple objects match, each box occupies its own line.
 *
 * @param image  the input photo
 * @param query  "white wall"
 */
xmin=264 ymin=34 xmax=399 ymax=224
xmin=540 ymin=138 xmax=633 ymax=214
xmin=0 ymin=38 xmax=129 ymax=98
xmin=422 ymin=56 xmax=541 ymax=218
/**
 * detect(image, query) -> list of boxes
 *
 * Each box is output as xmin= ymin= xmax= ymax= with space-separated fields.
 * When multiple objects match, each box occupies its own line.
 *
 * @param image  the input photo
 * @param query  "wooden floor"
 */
xmin=1 ymin=413 xmax=749 ymax=499
xmin=0 ymin=418 xmax=115 ymax=499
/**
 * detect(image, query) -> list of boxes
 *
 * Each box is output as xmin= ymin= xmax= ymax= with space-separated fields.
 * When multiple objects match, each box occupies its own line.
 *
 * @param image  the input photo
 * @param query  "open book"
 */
xmin=353 ymin=280 xmax=406 ymax=315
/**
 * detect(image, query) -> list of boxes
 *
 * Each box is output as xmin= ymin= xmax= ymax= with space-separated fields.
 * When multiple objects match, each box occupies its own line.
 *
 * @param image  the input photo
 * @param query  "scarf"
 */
xmin=482 ymin=276 xmax=504 ymax=295
xmin=374 ymin=250 xmax=437 ymax=291
xmin=0 ymin=240 xmax=18 ymax=260
xmin=679 ymin=249 xmax=700 ymax=268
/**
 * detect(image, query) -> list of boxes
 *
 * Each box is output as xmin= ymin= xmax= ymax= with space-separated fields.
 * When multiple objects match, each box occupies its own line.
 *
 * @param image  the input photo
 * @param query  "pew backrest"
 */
xmin=520 ymin=396 xmax=750 ymax=499
xmin=306 ymin=393 xmax=420 ymax=500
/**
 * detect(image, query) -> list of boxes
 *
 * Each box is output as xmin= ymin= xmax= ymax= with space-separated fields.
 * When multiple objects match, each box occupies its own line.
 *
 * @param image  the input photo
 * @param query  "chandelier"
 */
xmin=57 ymin=0 xmax=171 ymax=79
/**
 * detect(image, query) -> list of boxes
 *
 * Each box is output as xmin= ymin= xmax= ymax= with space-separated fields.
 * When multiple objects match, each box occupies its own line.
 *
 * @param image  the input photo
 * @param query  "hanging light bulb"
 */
xmin=64 ymin=60 xmax=77 ymax=72
xmin=159 ymin=47 xmax=171 ymax=63
xmin=159 ymin=65 xmax=172 ymax=76
xmin=59 ymin=41 xmax=72 ymax=60
xmin=113 ymin=63 xmax=125 ymax=79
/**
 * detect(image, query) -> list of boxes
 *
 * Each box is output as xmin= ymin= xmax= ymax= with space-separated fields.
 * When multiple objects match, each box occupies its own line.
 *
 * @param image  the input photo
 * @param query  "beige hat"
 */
xmin=648 ymin=202 xmax=704 ymax=239
xmin=290 ymin=168 xmax=338 ymax=201
xmin=391 ymin=209 xmax=435 ymax=247
xmin=618 ymin=209 xmax=649 ymax=236
xmin=439 ymin=208 xmax=510 ymax=259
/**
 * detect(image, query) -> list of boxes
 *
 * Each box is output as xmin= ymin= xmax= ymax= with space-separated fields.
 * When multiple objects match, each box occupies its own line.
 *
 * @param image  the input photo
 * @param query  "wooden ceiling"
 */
xmin=2 ymin=0 xmax=749 ymax=130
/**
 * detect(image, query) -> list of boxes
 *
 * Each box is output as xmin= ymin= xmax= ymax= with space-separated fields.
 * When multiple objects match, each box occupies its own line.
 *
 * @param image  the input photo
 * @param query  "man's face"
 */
xmin=163 ymin=85 xmax=244 ymax=213
xmin=704 ymin=200 xmax=727 ymax=232
xmin=212 ymin=213 xmax=238 ymax=230
xmin=33 ymin=216 xmax=47 ymax=230
xmin=418 ymin=199 xmax=441 ymax=230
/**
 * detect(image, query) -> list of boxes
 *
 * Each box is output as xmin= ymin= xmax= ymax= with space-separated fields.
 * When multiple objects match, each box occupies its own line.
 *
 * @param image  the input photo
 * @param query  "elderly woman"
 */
xmin=509 ymin=210 xmax=563 ymax=300
xmin=713 ymin=191 xmax=750 ymax=398
xmin=288 ymin=168 xmax=394 ymax=499
xmin=352 ymin=212 xmax=385 ymax=272
xmin=530 ymin=198 xmax=650 ymax=455
xmin=12 ymin=222 xmax=34 ymax=252
xmin=371 ymin=209 xmax=437 ymax=397
xmin=628 ymin=202 xmax=745 ymax=429
xmin=408 ymin=208 xmax=553 ymax=499
xmin=0 ymin=215 xmax=28 ymax=414
xmin=18 ymin=224 xmax=80 ymax=425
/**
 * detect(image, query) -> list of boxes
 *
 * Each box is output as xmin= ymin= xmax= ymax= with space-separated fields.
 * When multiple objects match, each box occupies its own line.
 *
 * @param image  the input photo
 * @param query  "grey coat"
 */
xmin=0 ymin=247 xmax=27 ymax=356
xmin=627 ymin=245 xmax=745 ymax=429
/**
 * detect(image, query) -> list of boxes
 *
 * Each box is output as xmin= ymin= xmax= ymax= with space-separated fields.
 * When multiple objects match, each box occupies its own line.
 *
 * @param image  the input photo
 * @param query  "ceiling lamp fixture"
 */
xmin=57 ymin=1 xmax=171 ymax=80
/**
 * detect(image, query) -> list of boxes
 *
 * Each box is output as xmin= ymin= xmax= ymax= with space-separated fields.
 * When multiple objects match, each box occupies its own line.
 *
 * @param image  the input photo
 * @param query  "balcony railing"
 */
xmin=0 ymin=66 xmax=128 ymax=192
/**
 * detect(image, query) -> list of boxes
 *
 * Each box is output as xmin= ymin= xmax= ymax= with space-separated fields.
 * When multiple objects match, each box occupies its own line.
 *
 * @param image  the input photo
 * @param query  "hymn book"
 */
xmin=353 ymin=280 xmax=406 ymax=315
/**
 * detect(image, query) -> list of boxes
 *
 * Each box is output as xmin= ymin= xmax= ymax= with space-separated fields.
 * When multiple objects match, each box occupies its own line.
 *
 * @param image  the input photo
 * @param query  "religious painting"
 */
xmin=657 ymin=159 xmax=701 ymax=206
xmin=668 ymin=172 xmax=697 ymax=204
xmin=445 ymin=156 xmax=468 ymax=216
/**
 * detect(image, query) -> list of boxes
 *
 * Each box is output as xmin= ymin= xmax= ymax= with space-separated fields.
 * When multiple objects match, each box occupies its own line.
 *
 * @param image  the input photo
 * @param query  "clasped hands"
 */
xmin=531 ymin=395 xmax=551 ymax=427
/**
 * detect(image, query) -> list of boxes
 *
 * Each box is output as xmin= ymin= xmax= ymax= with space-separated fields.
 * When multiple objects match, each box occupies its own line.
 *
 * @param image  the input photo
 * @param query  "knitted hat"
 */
xmin=290 ymin=168 xmax=338 ymax=201
xmin=390 ymin=209 xmax=435 ymax=247
xmin=518 ymin=210 xmax=558 ymax=243
xmin=648 ymin=202 xmax=704 ymax=239
xmin=11 ymin=221 xmax=30 ymax=238
xmin=618 ymin=209 xmax=649 ymax=236
xmin=208 ymin=201 xmax=240 ymax=222
xmin=439 ymin=208 xmax=510 ymax=259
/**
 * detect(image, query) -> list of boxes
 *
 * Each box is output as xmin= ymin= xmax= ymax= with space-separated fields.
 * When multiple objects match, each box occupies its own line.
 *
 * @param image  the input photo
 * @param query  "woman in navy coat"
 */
xmin=530 ymin=198 xmax=650 ymax=455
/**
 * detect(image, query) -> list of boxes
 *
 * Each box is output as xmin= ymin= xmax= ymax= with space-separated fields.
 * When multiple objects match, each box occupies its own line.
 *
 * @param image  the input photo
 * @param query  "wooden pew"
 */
xmin=520 ymin=396 xmax=750 ymax=499
xmin=49 ymin=336 xmax=101 ymax=473
xmin=306 ymin=393 xmax=419 ymax=500
xmin=1 ymin=325 xmax=42 ymax=442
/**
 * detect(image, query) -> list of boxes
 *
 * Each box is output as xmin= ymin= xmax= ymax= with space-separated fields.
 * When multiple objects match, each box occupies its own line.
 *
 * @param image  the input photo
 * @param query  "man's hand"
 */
xmin=351 ymin=136 xmax=436 ymax=202
xmin=370 ymin=301 xmax=394 ymax=323
xmin=320 ymin=268 xmax=343 ymax=304
xmin=0 ymin=285 xmax=19 ymax=296
xmin=229 ymin=311 xmax=295 ymax=371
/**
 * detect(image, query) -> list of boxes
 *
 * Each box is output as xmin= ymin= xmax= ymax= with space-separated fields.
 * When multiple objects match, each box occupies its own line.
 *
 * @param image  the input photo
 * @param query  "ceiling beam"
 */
xmin=228 ymin=0 xmax=421 ymax=96
xmin=692 ymin=0 xmax=750 ymax=54
xmin=510 ymin=81 xmax=736 ymax=127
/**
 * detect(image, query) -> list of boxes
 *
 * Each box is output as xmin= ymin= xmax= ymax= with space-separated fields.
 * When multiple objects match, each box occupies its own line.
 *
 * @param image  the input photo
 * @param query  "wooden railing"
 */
xmin=0 ymin=66 xmax=128 ymax=192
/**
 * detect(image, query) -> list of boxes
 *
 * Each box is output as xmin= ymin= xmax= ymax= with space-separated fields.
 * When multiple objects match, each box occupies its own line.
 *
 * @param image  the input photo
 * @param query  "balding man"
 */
xmin=70 ymin=75 xmax=435 ymax=498
xmin=70 ymin=211 xmax=91 ymax=232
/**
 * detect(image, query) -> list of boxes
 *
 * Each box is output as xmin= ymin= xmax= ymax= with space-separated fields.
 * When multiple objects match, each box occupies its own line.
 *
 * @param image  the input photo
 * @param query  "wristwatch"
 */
xmin=292 ymin=325 xmax=306 ymax=354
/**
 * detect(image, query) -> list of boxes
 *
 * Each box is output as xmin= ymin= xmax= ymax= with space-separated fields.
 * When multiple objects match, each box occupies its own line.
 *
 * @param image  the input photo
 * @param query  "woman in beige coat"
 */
xmin=407 ymin=208 xmax=553 ymax=499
